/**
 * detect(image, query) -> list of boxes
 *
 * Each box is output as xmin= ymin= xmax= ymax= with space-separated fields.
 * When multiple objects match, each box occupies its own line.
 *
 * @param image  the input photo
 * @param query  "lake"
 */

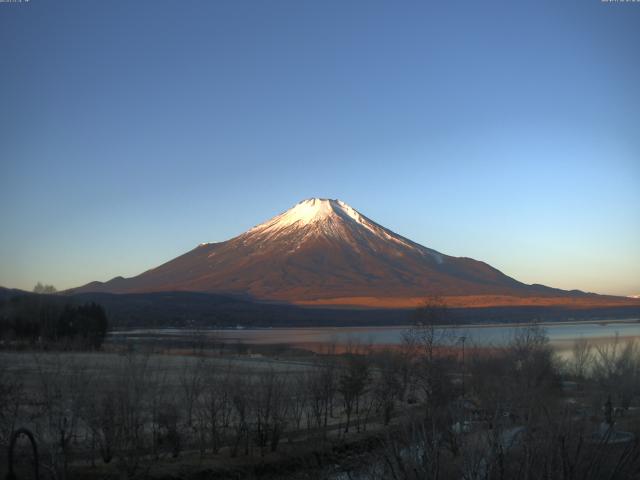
xmin=110 ymin=319 xmax=640 ymax=356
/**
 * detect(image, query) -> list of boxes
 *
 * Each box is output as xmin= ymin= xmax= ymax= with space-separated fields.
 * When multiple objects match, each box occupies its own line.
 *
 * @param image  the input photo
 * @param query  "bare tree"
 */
xmin=403 ymin=297 xmax=457 ymax=419
xmin=82 ymin=382 xmax=118 ymax=464
xmin=506 ymin=323 xmax=559 ymax=421
xmin=156 ymin=396 xmax=182 ymax=458
xmin=307 ymin=360 xmax=337 ymax=436
xmin=179 ymin=356 xmax=206 ymax=428
xmin=287 ymin=372 xmax=309 ymax=441
xmin=372 ymin=352 xmax=405 ymax=425
xmin=338 ymin=352 xmax=370 ymax=433
xmin=375 ymin=416 xmax=453 ymax=480
xmin=404 ymin=296 xmax=453 ymax=363
xmin=230 ymin=374 xmax=250 ymax=457
xmin=33 ymin=354 xmax=90 ymax=480
xmin=198 ymin=364 xmax=234 ymax=455
xmin=0 ymin=360 xmax=23 ymax=449
xmin=111 ymin=353 xmax=153 ymax=478
xmin=570 ymin=337 xmax=593 ymax=379
xmin=33 ymin=282 xmax=57 ymax=294
xmin=148 ymin=367 xmax=170 ymax=460
xmin=253 ymin=368 xmax=289 ymax=455
xmin=592 ymin=337 xmax=640 ymax=414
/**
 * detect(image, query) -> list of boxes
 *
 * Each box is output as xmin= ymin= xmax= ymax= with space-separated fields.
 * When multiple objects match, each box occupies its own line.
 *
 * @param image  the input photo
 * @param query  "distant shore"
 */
xmin=109 ymin=316 xmax=640 ymax=334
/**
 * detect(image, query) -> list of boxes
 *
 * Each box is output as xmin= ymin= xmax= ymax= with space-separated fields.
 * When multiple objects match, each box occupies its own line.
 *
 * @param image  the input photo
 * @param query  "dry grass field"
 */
xmin=294 ymin=295 xmax=640 ymax=308
xmin=2 ymin=324 xmax=640 ymax=479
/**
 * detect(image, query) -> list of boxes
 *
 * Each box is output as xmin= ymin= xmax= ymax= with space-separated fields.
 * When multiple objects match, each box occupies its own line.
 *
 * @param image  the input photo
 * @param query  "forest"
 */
xmin=0 ymin=293 xmax=108 ymax=350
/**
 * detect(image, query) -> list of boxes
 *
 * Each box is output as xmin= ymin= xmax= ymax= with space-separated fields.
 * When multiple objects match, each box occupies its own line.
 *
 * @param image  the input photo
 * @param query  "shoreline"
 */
xmin=108 ymin=317 xmax=640 ymax=335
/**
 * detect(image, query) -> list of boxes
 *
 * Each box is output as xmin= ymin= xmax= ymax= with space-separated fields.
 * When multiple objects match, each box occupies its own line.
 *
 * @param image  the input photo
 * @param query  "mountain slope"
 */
xmin=71 ymin=198 xmax=595 ymax=304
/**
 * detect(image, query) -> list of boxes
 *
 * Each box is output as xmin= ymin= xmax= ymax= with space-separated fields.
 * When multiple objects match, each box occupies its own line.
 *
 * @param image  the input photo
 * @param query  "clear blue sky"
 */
xmin=1 ymin=0 xmax=638 ymax=296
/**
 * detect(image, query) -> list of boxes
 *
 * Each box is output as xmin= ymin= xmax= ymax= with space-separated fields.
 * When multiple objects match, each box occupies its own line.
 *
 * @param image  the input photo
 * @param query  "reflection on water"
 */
xmin=110 ymin=319 xmax=640 ymax=355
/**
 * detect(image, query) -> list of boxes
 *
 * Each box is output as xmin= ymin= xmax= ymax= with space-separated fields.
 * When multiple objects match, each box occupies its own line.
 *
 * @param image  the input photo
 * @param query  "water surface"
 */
xmin=110 ymin=319 xmax=640 ymax=355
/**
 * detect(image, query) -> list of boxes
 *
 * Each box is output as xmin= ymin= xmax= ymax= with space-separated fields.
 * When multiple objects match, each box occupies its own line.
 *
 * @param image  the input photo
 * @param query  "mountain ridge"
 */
xmin=68 ymin=198 xmax=631 ymax=308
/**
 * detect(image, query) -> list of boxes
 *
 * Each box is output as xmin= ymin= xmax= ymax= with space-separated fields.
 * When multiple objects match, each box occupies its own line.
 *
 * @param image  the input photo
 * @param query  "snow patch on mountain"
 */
xmin=241 ymin=198 xmax=444 ymax=263
xmin=249 ymin=198 xmax=370 ymax=230
xmin=247 ymin=198 xmax=381 ymax=239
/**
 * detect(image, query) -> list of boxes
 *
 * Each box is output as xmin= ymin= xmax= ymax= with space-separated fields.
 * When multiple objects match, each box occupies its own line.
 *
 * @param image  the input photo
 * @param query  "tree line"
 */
xmin=0 ymin=293 xmax=108 ymax=349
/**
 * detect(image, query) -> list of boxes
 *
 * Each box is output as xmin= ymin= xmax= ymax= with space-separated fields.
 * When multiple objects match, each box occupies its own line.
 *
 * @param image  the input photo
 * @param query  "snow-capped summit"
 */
xmin=249 ymin=198 xmax=368 ymax=230
xmin=71 ymin=198 xmax=575 ymax=304
xmin=244 ymin=198 xmax=423 ymax=253
xmin=266 ymin=198 xmax=347 ymax=225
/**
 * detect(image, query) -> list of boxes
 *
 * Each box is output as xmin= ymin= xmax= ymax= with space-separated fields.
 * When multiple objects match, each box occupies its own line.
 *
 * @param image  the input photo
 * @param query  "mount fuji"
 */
xmin=70 ymin=198 xmax=618 ymax=307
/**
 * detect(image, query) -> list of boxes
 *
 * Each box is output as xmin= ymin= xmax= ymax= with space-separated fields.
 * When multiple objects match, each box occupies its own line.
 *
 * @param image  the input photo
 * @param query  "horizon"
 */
xmin=1 ymin=1 xmax=639 ymax=296
xmin=2 ymin=195 xmax=637 ymax=298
